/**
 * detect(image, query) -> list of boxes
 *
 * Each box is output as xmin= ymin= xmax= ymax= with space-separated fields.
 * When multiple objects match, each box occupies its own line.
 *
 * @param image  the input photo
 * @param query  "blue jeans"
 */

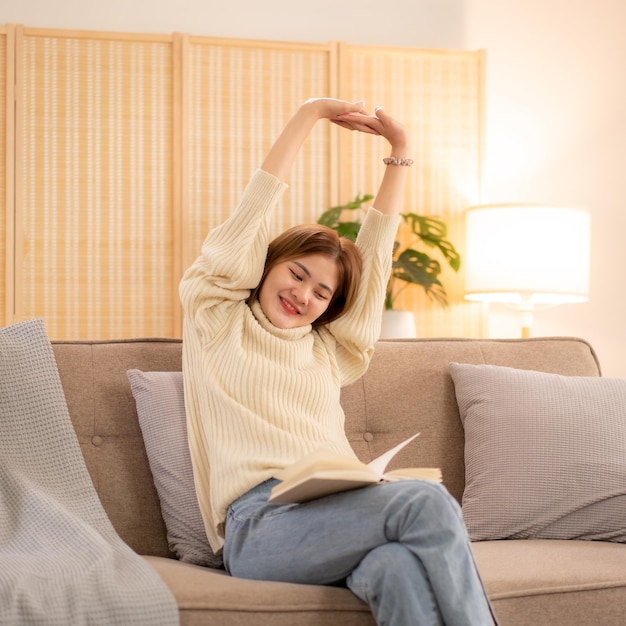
xmin=224 ymin=478 xmax=497 ymax=626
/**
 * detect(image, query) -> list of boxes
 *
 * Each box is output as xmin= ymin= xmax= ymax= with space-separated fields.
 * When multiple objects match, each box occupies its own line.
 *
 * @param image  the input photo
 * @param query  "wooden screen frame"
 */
xmin=1 ymin=26 xmax=15 ymax=327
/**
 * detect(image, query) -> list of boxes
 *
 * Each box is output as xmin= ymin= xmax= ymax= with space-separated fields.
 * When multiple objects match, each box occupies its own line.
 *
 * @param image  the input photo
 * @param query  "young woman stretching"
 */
xmin=179 ymin=98 xmax=497 ymax=625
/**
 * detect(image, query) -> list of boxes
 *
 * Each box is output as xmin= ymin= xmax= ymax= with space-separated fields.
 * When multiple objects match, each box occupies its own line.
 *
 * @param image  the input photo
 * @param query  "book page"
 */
xmin=367 ymin=433 xmax=420 ymax=477
xmin=384 ymin=467 xmax=442 ymax=483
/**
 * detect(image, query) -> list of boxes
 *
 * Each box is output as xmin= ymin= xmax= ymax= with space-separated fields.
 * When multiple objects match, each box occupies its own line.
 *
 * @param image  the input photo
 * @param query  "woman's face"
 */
xmin=258 ymin=254 xmax=339 ymax=329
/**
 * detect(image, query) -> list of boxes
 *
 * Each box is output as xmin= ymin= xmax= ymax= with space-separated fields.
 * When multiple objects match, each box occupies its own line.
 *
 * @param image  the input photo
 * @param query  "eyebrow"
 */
xmin=293 ymin=261 xmax=334 ymax=296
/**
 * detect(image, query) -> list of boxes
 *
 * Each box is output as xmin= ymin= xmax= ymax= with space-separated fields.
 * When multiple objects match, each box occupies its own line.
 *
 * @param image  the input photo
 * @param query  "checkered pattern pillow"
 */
xmin=127 ymin=369 xmax=223 ymax=568
xmin=450 ymin=362 xmax=626 ymax=542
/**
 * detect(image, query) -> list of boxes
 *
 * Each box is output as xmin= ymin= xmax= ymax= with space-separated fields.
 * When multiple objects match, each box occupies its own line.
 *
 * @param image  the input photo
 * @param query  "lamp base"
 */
xmin=520 ymin=310 xmax=533 ymax=338
xmin=380 ymin=310 xmax=417 ymax=339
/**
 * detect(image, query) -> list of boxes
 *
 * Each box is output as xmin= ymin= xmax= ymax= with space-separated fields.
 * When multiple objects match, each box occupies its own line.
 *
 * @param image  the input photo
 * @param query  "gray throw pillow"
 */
xmin=449 ymin=362 xmax=626 ymax=542
xmin=127 ymin=369 xmax=223 ymax=569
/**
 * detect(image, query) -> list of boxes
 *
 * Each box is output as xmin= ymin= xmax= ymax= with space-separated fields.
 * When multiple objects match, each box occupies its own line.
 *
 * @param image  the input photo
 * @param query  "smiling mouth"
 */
xmin=280 ymin=296 xmax=300 ymax=315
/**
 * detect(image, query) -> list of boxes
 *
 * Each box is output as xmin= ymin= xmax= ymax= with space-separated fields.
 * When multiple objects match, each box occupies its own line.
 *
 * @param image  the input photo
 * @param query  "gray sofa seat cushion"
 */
xmin=144 ymin=555 xmax=375 ymax=626
xmin=145 ymin=538 xmax=626 ymax=626
xmin=472 ymin=539 xmax=626 ymax=626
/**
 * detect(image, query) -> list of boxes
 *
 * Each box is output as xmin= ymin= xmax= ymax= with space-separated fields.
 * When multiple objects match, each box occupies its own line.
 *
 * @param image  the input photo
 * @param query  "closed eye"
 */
xmin=290 ymin=269 xmax=303 ymax=281
xmin=291 ymin=260 xmax=334 ymax=298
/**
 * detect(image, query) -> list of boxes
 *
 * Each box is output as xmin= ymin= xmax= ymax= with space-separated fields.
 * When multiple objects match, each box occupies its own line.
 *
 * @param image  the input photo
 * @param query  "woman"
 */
xmin=180 ymin=98 xmax=497 ymax=625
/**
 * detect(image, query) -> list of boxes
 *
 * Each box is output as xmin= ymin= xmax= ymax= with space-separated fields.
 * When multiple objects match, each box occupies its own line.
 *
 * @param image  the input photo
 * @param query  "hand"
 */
xmin=302 ymin=97 xmax=366 ymax=121
xmin=331 ymin=106 xmax=410 ymax=153
xmin=260 ymin=98 xmax=367 ymax=182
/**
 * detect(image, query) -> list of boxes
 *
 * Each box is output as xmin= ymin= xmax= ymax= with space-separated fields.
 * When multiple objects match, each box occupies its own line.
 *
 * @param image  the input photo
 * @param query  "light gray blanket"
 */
xmin=0 ymin=319 xmax=179 ymax=625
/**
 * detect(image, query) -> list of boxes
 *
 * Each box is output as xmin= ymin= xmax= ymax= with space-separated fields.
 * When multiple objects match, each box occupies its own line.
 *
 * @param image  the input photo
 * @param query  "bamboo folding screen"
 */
xmin=2 ymin=24 xmax=484 ymax=340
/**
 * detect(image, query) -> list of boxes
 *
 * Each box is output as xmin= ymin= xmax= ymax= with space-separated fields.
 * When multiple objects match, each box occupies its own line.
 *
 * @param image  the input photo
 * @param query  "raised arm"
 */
xmin=260 ymin=98 xmax=366 ymax=182
xmin=328 ymin=106 xmax=412 ymax=382
xmin=331 ymin=105 xmax=411 ymax=218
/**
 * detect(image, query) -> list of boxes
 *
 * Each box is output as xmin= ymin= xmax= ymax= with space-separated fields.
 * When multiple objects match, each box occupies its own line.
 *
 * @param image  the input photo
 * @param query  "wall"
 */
xmin=463 ymin=0 xmax=626 ymax=378
xmin=4 ymin=0 xmax=626 ymax=376
xmin=1 ymin=0 xmax=465 ymax=48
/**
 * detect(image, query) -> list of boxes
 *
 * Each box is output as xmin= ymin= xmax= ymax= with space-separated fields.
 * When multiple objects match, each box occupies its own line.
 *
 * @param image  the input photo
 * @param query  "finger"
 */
xmin=352 ymin=123 xmax=382 ymax=135
xmin=330 ymin=118 xmax=381 ymax=135
xmin=346 ymin=114 xmax=384 ymax=134
xmin=337 ymin=112 xmax=377 ymax=123
xmin=329 ymin=118 xmax=350 ymax=129
xmin=374 ymin=105 xmax=389 ymax=121
xmin=337 ymin=100 xmax=365 ymax=117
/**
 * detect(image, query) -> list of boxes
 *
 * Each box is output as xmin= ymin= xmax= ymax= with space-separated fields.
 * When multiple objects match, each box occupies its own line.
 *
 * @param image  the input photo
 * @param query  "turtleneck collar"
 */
xmin=249 ymin=299 xmax=312 ymax=340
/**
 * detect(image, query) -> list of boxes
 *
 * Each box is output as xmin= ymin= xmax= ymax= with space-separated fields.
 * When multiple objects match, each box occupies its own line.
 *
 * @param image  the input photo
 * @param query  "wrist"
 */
xmin=300 ymin=99 xmax=326 ymax=121
xmin=388 ymin=138 xmax=411 ymax=157
xmin=385 ymin=141 xmax=413 ymax=166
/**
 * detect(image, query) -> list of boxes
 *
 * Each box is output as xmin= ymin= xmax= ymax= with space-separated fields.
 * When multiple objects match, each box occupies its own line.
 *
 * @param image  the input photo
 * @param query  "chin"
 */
xmin=280 ymin=318 xmax=304 ymax=330
xmin=268 ymin=311 xmax=297 ymax=329
xmin=278 ymin=316 xmax=308 ymax=330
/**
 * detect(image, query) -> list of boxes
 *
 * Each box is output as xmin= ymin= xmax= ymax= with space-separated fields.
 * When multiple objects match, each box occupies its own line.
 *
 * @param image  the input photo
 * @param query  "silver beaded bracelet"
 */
xmin=383 ymin=156 xmax=414 ymax=166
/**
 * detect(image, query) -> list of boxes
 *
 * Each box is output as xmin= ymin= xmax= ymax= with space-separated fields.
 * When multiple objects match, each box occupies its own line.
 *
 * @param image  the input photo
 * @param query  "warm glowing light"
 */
xmin=465 ymin=204 xmax=590 ymax=311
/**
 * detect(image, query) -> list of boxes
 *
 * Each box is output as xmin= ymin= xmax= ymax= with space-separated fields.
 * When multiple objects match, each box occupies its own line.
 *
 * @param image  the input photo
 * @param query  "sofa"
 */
xmin=51 ymin=335 xmax=626 ymax=626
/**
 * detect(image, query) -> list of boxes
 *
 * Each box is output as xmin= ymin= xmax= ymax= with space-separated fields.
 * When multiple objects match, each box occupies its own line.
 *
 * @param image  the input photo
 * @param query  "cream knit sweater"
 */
xmin=180 ymin=169 xmax=400 ymax=552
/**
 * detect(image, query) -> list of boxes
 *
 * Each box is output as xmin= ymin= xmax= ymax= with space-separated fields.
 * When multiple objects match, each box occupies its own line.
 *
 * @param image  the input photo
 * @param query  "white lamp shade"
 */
xmin=464 ymin=204 xmax=590 ymax=307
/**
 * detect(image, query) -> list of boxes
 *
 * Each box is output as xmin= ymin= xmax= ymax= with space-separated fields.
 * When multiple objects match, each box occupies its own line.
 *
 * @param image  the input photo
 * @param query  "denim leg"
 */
xmin=224 ymin=478 xmax=496 ymax=625
xmin=347 ymin=542 xmax=444 ymax=626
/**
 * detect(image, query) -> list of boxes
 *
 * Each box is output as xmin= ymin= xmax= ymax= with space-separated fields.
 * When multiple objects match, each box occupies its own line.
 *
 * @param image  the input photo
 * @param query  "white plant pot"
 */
xmin=379 ymin=310 xmax=416 ymax=339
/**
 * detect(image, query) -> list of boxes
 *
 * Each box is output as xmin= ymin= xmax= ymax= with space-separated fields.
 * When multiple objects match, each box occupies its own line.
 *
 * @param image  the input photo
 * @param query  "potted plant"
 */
xmin=318 ymin=194 xmax=461 ymax=336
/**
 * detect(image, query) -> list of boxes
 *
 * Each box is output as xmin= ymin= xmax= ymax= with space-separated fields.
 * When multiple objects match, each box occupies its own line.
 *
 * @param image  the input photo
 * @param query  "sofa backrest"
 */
xmin=52 ymin=336 xmax=601 ymax=557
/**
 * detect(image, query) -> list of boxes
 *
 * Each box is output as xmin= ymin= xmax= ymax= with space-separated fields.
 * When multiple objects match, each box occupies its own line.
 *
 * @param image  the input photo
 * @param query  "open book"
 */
xmin=269 ymin=433 xmax=442 ymax=504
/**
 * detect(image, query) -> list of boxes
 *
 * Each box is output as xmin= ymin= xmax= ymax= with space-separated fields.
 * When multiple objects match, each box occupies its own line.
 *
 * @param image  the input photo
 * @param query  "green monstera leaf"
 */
xmin=318 ymin=195 xmax=460 ymax=309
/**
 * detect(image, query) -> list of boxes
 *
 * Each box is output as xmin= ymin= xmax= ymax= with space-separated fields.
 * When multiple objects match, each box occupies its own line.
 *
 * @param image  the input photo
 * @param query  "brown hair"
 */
xmin=249 ymin=224 xmax=363 ymax=327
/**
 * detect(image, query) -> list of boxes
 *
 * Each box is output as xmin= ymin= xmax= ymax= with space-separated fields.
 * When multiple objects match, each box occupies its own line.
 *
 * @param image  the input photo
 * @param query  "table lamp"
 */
xmin=464 ymin=204 xmax=591 ymax=337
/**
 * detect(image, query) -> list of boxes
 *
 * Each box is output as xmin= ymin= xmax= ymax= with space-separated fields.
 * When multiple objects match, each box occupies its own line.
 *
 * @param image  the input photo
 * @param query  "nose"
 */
xmin=291 ymin=286 xmax=309 ymax=306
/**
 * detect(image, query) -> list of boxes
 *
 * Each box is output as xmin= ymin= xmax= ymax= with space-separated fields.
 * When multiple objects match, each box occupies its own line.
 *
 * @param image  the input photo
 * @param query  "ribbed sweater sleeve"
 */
xmin=330 ymin=208 xmax=401 ymax=386
xmin=179 ymin=169 xmax=288 ymax=335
